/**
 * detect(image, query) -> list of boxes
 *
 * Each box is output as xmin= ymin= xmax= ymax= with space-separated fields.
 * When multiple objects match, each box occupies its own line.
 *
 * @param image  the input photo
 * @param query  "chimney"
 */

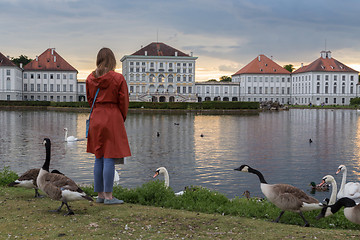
xmin=51 ymin=48 xmax=54 ymax=55
xmin=190 ymin=52 xmax=193 ymax=57
xmin=258 ymin=55 xmax=261 ymax=61
xmin=54 ymin=56 xmax=56 ymax=62
xmin=145 ymin=51 xmax=147 ymax=56
xmin=20 ymin=63 xmax=23 ymax=68
xmin=175 ymin=51 xmax=178 ymax=56
xmin=36 ymin=56 xmax=38 ymax=61
xmin=301 ymin=63 xmax=303 ymax=68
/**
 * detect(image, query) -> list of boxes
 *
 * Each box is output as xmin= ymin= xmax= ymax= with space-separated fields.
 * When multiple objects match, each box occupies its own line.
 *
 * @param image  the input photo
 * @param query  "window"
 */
xmin=325 ymin=75 xmax=329 ymax=81
xmin=31 ymin=84 xmax=34 ymax=91
xmin=270 ymin=87 xmax=274 ymax=94
xmin=37 ymin=74 xmax=41 ymax=79
xmin=6 ymin=70 xmax=11 ymax=75
xmin=37 ymin=84 xmax=40 ymax=91
xmin=188 ymin=87 xmax=192 ymax=93
xmin=44 ymin=74 xmax=47 ymax=79
xmin=253 ymin=87 xmax=257 ymax=94
xmin=80 ymin=85 xmax=84 ymax=93
xmin=317 ymin=75 xmax=320 ymax=80
xmin=342 ymin=76 xmax=345 ymax=81
xmin=206 ymin=87 xmax=210 ymax=94
xmin=177 ymin=76 xmax=180 ymax=82
xmin=183 ymin=76 xmax=186 ymax=82
xmin=50 ymin=74 xmax=54 ymax=79
xmin=44 ymin=96 xmax=47 ymax=101
xmin=57 ymin=74 xmax=60 ymax=79
xmin=24 ymin=73 xmax=27 ymax=79
xmin=6 ymin=78 xmax=11 ymax=90
xmin=63 ymin=74 xmax=66 ymax=79
xmin=70 ymin=84 xmax=73 ymax=92
xmin=70 ymin=74 xmax=73 ymax=80
xmin=149 ymin=74 xmax=155 ymax=82
xmin=334 ymin=83 xmax=337 ymax=94
xmin=57 ymin=84 xmax=60 ymax=92
xmin=63 ymin=96 xmax=66 ymax=102
xmin=189 ymin=76 xmax=192 ymax=82
xmin=177 ymin=86 xmax=181 ymax=93
xmin=31 ymin=74 xmax=34 ymax=79
xmin=183 ymin=87 xmax=186 ymax=93
xmin=63 ymin=85 xmax=66 ymax=92
xmin=342 ymin=83 xmax=345 ymax=94
xmin=168 ymin=75 xmax=173 ymax=83
xmin=248 ymin=87 xmax=251 ymax=94
xmin=50 ymin=84 xmax=54 ymax=92
xmin=24 ymin=84 xmax=28 ymax=91
xmin=259 ymin=87 xmax=262 ymax=94
xmin=158 ymin=74 xmax=164 ymax=82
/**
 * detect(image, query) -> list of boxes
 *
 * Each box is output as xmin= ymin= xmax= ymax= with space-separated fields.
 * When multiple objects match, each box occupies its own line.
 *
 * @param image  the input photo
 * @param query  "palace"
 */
xmin=0 ymin=43 xmax=359 ymax=105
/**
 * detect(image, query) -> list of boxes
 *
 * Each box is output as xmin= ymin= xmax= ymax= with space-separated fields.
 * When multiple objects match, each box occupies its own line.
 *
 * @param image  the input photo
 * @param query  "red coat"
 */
xmin=86 ymin=71 xmax=131 ymax=158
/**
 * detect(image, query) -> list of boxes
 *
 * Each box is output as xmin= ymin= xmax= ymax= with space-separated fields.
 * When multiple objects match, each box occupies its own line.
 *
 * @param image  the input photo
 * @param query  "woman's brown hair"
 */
xmin=94 ymin=47 xmax=116 ymax=78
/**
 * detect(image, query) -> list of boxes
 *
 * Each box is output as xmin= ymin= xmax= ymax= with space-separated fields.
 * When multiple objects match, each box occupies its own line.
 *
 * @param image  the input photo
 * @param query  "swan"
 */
xmin=37 ymin=138 xmax=93 ymax=215
xmin=235 ymin=164 xmax=324 ymax=227
xmin=317 ymin=197 xmax=360 ymax=224
xmin=336 ymin=165 xmax=360 ymax=203
xmin=114 ymin=169 xmax=120 ymax=185
xmin=318 ymin=175 xmax=338 ymax=205
xmin=8 ymin=169 xmax=63 ymax=198
xmin=153 ymin=167 xmax=184 ymax=196
xmin=64 ymin=128 xmax=78 ymax=142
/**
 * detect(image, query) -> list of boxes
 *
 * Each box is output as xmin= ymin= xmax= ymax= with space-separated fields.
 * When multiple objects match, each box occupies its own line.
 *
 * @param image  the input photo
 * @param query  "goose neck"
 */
xmin=249 ymin=168 xmax=267 ymax=184
xmin=42 ymin=143 xmax=51 ymax=172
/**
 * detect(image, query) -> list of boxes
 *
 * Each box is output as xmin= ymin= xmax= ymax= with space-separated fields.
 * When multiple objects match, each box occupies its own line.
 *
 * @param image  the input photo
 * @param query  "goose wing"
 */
xmin=17 ymin=169 xmax=40 ymax=185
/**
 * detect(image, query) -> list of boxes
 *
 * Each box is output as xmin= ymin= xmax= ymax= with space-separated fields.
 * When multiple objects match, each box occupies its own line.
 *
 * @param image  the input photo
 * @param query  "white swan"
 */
xmin=114 ymin=170 xmax=120 ymax=185
xmin=318 ymin=175 xmax=338 ymax=205
xmin=153 ymin=167 xmax=184 ymax=196
xmin=336 ymin=165 xmax=360 ymax=203
xmin=64 ymin=128 xmax=78 ymax=142
xmin=235 ymin=164 xmax=325 ymax=227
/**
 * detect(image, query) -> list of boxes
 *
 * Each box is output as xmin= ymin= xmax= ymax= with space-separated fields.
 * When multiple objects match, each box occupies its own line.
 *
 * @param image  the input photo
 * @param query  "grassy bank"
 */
xmin=1 ymin=167 xmax=360 ymax=239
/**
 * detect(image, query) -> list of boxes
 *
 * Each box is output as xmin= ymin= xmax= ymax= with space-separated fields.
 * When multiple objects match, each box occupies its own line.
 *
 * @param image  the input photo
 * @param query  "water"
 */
xmin=1 ymin=109 xmax=360 ymax=201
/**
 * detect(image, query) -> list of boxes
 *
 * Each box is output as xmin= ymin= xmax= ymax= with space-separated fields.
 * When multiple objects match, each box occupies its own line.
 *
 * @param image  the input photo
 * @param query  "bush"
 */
xmin=350 ymin=97 xmax=360 ymax=105
xmin=0 ymin=167 xmax=18 ymax=186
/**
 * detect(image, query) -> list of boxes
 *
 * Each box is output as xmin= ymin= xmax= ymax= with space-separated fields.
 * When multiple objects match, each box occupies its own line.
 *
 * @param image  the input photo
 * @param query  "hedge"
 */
xmin=0 ymin=100 xmax=259 ymax=110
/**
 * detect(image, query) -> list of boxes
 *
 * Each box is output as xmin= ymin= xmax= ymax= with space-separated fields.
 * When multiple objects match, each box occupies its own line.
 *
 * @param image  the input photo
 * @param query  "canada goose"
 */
xmin=153 ymin=167 xmax=184 ymax=196
xmin=336 ymin=165 xmax=360 ymax=203
xmin=317 ymin=197 xmax=360 ymax=224
xmin=234 ymin=164 xmax=323 ymax=227
xmin=64 ymin=128 xmax=78 ymax=142
xmin=8 ymin=169 xmax=63 ymax=198
xmin=309 ymin=139 xmax=313 ymax=143
xmin=37 ymin=138 xmax=93 ymax=215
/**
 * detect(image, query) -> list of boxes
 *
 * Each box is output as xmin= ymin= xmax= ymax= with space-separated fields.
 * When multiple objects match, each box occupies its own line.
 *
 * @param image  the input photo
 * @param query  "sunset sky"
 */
xmin=1 ymin=0 xmax=360 ymax=81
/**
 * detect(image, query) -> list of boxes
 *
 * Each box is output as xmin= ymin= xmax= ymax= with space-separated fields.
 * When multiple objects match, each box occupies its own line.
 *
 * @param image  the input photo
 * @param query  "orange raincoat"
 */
xmin=86 ymin=71 xmax=131 ymax=158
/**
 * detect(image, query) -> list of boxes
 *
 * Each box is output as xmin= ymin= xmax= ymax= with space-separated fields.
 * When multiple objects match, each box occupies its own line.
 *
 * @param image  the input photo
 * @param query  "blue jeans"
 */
xmin=94 ymin=157 xmax=115 ymax=193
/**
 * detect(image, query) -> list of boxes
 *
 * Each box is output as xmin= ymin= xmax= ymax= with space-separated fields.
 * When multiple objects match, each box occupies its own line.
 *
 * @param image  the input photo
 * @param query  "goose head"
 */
xmin=153 ymin=167 xmax=167 ymax=178
xmin=234 ymin=165 xmax=250 ymax=172
xmin=336 ymin=165 xmax=346 ymax=175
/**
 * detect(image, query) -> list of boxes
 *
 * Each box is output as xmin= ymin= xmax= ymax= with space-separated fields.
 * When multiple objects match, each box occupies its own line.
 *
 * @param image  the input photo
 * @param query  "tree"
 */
xmin=219 ymin=76 xmax=232 ymax=82
xmin=207 ymin=79 xmax=218 ymax=82
xmin=11 ymin=55 xmax=32 ymax=68
xmin=283 ymin=64 xmax=294 ymax=73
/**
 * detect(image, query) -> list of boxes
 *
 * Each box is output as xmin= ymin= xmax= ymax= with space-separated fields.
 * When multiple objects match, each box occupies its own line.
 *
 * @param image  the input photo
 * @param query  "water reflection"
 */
xmin=1 ymin=109 xmax=360 ymax=201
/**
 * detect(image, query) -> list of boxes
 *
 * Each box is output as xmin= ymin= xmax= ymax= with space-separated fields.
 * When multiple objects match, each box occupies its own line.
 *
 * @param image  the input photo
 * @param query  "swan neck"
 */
xmin=164 ymin=170 xmax=169 ymax=188
xmin=329 ymin=178 xmax=337 ymax=205
xmin=340 ymin=169 xmax=347 ymax=193
xmin=249 ymin=168 xmax=267 ymax=184
xmin=42 ymin=143 xmax=51 ymax=172
xmin=64 ymin=130 xmax=68 ymax=141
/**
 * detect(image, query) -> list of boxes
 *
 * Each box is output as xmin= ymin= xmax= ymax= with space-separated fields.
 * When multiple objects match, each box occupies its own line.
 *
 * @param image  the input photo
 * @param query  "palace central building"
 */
xmin=120 ymin=42 xmax=198 ymax=102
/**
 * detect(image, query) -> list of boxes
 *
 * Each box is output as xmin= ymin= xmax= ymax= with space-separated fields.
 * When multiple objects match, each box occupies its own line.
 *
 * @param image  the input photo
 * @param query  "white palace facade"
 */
xmin=0 ymin=44 xmax=359 ymax=106
xmin=120 ymin=42 xmax=198 ymax=102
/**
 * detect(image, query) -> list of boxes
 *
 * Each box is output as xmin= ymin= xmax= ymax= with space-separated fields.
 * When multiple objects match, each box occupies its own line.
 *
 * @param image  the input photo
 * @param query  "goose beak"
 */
xmin=153 ymin=172 xmax=159 ymax=178
xmin=335 ymin=169 xmax=341 ymax=175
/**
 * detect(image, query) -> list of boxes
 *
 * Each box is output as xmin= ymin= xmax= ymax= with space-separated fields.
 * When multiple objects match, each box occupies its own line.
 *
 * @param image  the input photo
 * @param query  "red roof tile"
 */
xmin=232 ymin=54 xmax=290 ymax=75
xmin=0 ymin=52 xmax=18 ymax=67
xmin=23 ymin=48 xmax=77 ymax=72
xmin=293 ymin=54 xmax=358 ymax=74
xmin=131 ymin=42 xmax=190 ymax=57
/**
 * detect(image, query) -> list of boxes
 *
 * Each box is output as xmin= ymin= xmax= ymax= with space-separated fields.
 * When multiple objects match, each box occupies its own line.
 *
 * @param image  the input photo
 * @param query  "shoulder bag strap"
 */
xmin=89 ymin=88 xmax=100 ymax=117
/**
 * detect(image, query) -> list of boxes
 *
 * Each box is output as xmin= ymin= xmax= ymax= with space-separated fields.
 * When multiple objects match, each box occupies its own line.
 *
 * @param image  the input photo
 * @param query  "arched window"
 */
xmin=168 ymin=74 xmax=173 ymax=83
xmin=158 ymin=74 xmax=164 ymax=82
xmin=149 ymin=74 xmax=155 ymax=83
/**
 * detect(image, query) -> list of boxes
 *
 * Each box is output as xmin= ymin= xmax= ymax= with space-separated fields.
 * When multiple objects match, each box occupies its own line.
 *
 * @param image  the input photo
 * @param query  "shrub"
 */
xmin=0 ymin=166 xmax=18 ymax=186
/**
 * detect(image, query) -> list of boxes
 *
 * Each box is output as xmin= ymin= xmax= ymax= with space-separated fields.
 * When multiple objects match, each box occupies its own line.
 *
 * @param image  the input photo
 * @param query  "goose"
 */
xmin=317 ymin=197 xmax=360 ymax=224
xmin=8 ymin=169 xmax=63 ymax=198
xmin=234 ymin=164 xmax=324 ymax=227
xmin=336 ymin=165 xmax=360 ymax=203
xmin=37 ymin=138 xmax=93 ymax=215
xmin=153 ymin=167 xmax=184 ymax=196
xmin=64 ymin=128 xmax=78 ymax=142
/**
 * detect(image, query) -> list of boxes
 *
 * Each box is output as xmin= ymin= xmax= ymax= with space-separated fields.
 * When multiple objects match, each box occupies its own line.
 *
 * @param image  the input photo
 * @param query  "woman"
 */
xmin=86 ymin=47 xmax=131 ymax=204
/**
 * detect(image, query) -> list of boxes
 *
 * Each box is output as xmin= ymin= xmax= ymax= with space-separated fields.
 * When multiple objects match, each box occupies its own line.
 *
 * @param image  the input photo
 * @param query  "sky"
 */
xmin=1 ymin=0 xmax=360 ymax=81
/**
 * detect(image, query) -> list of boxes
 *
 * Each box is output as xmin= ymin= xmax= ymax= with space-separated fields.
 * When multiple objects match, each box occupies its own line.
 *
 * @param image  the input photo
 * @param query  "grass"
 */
xmin=2 ymin=167 xmax=360 ymax=239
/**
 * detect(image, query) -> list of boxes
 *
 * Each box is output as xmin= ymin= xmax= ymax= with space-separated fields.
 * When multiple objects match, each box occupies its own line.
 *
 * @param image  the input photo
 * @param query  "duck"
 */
xmin=336 ymin=165 xmax=360 ymax=203
xmin=157 ymin=132 xmax=160 ymax=137
xmin=153 ymin=167 xmax=184 ymax=196
xmin=64 ymin=128 xmax=78 ymax=142
xmin=316 ymin=197 xmax=360 ymax=224
xmin=37 ymin=138 xmax=93 ymax=215
xmin=310 ymin=181 xmax=329 ymax=191
xmin=234 ymin=164 xmax=324 ymax=227
xmin=8 ymin=168 xmax=63 ymax=198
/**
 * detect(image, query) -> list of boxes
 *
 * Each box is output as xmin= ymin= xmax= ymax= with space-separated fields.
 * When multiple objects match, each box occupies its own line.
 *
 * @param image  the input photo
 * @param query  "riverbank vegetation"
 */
xmin=1 ymin=167 xmax=360 ymax=239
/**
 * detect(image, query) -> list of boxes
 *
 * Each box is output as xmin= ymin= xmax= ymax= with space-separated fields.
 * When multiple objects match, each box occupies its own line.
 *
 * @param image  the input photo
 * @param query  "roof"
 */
xmin=232 ymin=54 xmax=290 ymax=76
xmin=23 ymin=48 xmax=78 ymax=72
xmin=0 ymin=52 xmax=18 ymax=67
xmin=131 ymin=42 xmax=190 ymax=57
xmin=293 ymin=51 xmax=358 ymax=74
